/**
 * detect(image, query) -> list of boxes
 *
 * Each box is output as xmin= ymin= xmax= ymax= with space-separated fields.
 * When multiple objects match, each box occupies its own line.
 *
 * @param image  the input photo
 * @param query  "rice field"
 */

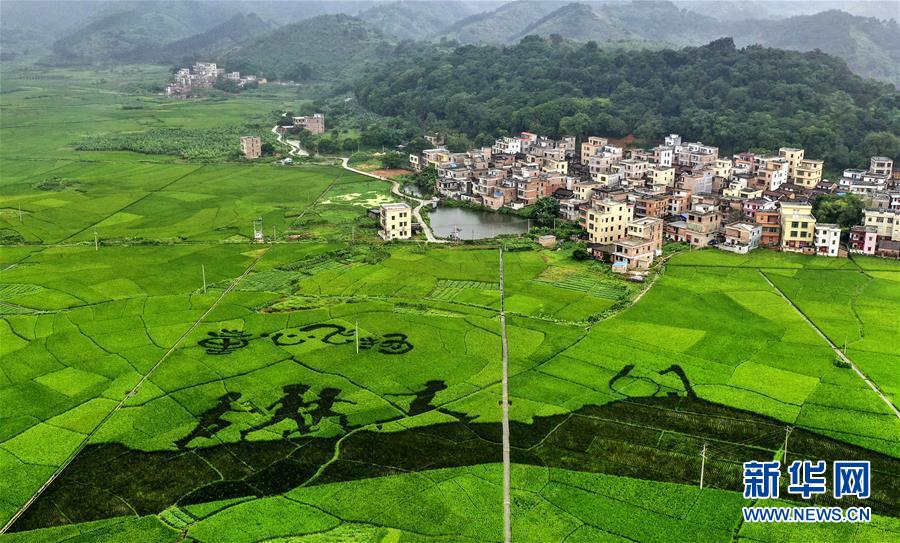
xmin=2 ymin=65 xmax=897 ymax=542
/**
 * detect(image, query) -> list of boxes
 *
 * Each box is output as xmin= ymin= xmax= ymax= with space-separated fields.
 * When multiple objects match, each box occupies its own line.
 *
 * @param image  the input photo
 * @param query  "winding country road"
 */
xmin=339 ymin=158 xmax=445 ymax=243
xmin=271 ymin=121 xmax=443 ymax=242
xmin=271 ymin=124 xmax=308 ymax=157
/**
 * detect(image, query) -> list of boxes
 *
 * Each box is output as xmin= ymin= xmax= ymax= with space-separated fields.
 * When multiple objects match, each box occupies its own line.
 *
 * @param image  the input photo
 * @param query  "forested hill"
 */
xmin=220 ymin=14 xmax=397 ymax=82
xmin=354 ymin=37 xmax=900 ymax=171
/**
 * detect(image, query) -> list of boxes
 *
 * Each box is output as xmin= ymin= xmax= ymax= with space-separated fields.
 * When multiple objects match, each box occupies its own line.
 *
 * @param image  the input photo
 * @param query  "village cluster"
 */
xmin=165 ymin=61 xmax=266 ymax=97
xmin=408 ymin=133 xmax=899 ymax=269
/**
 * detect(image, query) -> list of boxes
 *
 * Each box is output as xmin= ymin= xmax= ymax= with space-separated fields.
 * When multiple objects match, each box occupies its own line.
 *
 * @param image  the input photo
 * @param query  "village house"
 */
xmin=780 ymin=202 xmax=817 ymax=253
xmin=408 ymin=127 xmax=895 ymax=261
xmin=719 ymin=222 xmax=761 ymax=254
xmin=779 ymin=147 xmax=823 ymax=188
xmin=292 ymin=113 xmax=326 ymax=135
xmin=814 ymin=223 xmax=842 ymax=257
xmin=756 ymin=209 xmax=782 ymax=248
xmin=379 ymin=202 xmax=412 ymax=241
xmin=585 ymin=199 xmax=631 ymax=244
xmin=849 ymin=225 xmax=878 ymax=255
xmin=239 ymin=136 xmax=261 ymax=159
xmin=611 ymin=217 xmax=663 ymax=270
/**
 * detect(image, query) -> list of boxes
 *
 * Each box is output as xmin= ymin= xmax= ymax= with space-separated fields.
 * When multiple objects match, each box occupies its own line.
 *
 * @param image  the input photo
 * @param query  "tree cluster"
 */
xmin=354 ymin=37 xmax=900 ymax=172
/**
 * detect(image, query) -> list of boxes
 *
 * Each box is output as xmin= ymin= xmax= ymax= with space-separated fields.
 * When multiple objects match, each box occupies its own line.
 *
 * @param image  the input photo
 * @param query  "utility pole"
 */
xmin=352 ymin=226 xmax=355 ymax=243
xmin=202 ymin=265 xmax=207 ymax=294
xmin=94 ymin=230 xmax=99 ymax=251
xmin=18 ymin=205 xmax=23 ymax=224
xmin=783 ymin=426 xmax=793 ymax=464
xmin=355 ymin=320 xmax=359 ymax=354
xmin=700 ymin=443 xmax=707 ymax=489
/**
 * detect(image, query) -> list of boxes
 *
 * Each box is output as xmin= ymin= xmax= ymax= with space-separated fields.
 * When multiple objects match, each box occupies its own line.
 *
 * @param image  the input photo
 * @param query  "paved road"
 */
xmin=339 ymin=158 xmax=445 ymax=243
xmin=499 ymin=247 xmax=511 ymax=543
xmin=759 ymin=269 xmax=899 ymax=419
xmin=271 ymin=124 xmax=308 ymax=157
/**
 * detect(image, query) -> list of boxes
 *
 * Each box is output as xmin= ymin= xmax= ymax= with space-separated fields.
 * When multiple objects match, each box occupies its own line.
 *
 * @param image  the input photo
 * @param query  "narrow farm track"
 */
xmin=0 ymin=169 xmax=347 ymax=534
xmin=499 ymin=247 xmax=511 ymax=543
xmin=758 ymin=269 xmax=900 ymax=419
xmin=272 ymin=123 xmax=308 ymax=157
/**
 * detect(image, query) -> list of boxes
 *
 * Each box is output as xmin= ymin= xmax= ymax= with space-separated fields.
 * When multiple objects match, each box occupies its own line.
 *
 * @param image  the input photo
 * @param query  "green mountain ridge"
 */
xmin=220 ymin=14 xmax=397 ymax=82
xmin=729 ymin=10 xmax=900 ymax=87
xmin=146 ymin=13 xmax=273 ymax=65
xmin=51 ymin=1 xmax=234 ymax=61
xmin=358 ymin=1 xmax=498 ymax=41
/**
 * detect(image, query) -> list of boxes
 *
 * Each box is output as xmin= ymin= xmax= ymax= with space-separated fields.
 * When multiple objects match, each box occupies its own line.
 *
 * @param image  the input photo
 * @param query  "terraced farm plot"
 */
xmin=533 ymin=265 xmax=629 ymax=300
xmin=429 ymin=279 xmax=500 ymax=301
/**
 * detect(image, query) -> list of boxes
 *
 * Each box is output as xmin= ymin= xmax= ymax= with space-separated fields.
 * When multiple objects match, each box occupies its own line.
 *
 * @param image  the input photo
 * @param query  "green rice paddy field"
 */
xmin=1 ymin=66 xmax=898 ymax=542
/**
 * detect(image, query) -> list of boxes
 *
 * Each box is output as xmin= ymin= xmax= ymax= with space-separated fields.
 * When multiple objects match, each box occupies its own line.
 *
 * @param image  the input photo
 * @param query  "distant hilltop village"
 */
xmin=165 ymin=62 xmax=266 ymax=98
xmin=410 ymin=133 xmax=899 ymax=266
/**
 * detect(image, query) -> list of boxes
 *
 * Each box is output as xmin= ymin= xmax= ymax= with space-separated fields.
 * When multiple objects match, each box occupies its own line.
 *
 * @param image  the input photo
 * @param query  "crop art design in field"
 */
xmin=608 ymin=363 xmax=696 ymax=399
xmin=198 ymin=323 xmax=413 ymax=355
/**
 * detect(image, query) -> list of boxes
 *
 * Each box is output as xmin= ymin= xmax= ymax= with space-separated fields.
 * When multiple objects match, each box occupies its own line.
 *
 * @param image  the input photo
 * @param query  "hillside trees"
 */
xmin=354 ymin=37 xmax=900 ymax=171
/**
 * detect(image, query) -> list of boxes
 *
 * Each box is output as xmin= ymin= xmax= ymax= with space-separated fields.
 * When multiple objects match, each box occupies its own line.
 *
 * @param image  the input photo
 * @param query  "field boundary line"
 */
xmin=758 ymin=269 xmax=899 ymax=419
xmin=1 ymin=167 xmax=347 ymax=534
xmin=499 ymin=247 xmax=511 ymax=543
xmin=58 ymin=164 xmax=206 ymax=243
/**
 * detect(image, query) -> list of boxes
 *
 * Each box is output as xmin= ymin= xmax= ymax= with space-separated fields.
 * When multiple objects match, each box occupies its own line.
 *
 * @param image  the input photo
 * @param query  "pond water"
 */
xmin=402 ymin=184 xmax=425 ymax=198
xmin=429 ymin=206 xmax=529 ymax=240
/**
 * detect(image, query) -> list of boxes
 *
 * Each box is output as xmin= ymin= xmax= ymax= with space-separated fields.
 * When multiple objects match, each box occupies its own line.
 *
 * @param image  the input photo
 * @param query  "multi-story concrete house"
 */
xmin=585 ymin=199 xmax=632 ymax=244
xmin=648 ymin=166 xmax=675 ymax=187
xmin=667 ymin=189 xmax=691 ymax=216
xmin=753 ymin=156 xmax=789 ymax=191
xmin=849 ymin=225 xmax=878 ymax=255
xmin=588 ymin=153 xmax=621 ymax=179
xmin=872 ymin=191 xmax=900 ymax=211
xmin=632 ymin=193 xmax=668 ymax=218
xmin=683 ymin=204 xmax=721 ymax=248
xmin=420 ymin=148 xmax=452 ymax=170
xmin=580 ymin=137 xmax=608 ymax=165
xmin=515 ymin=172 xmax=566 ymax=206
xmin=756 ymin=209 xmax=782 ymax=248
xmin=714 ymin=158 xmax=732 ymax=180
xmin=239 ymin=136 xmax=261 ymax=159
xmin=870 ymin=156 xmax=893 ymax=177
xmin=814 ymin=223 xmax=841 ymax=257
xmin=292 ymin=113 xmax=325 ymax=134
xmin=677 ymin=169 xmax=714 ymax=195
xmin=379 ymin=202 xmax=412 ymax=240
xmin=620 ymin=159 xmax=649 ymax=182
xmin=780 ymin=202 xmax=817 ymax=253
xmin=779 ymin=147 xmax=823 ymax=189
xmin=652 ymin=145 xmax=674 ymax=167
xmin=675 ymin=141 xmax=718 ymax=169
xmin=492 ymin=136 xmax=522 ymax=155
xmin=742 ymin=197 xmax=776 ymax=220
xmin=863 ymin=208 xmax=900 ymax=240
xmin=612 ymin=217 xmax=663 ymax=270
xmin=720 ymin=222 xmax=761 ymax=254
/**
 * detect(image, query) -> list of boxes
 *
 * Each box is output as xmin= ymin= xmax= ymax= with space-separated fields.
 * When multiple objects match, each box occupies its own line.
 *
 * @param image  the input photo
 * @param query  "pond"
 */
xmin=429 ymin=206 xmax=529 ymax=240
xmin=402 ymin=184 xmax=425 ymax=198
